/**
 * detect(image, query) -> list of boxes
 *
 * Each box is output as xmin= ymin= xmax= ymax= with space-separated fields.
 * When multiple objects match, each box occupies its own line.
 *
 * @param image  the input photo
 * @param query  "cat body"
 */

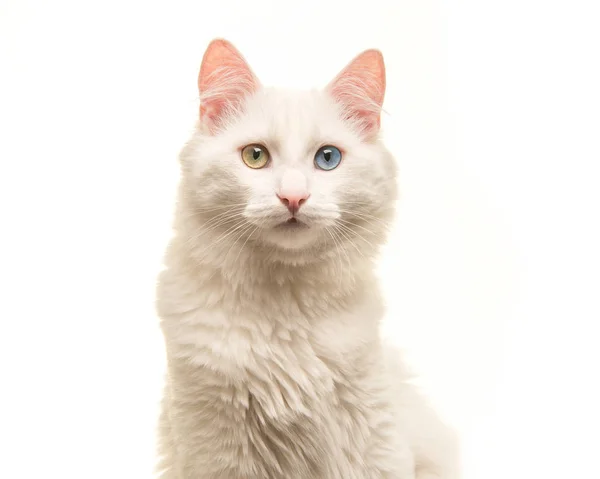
xmin=156 ymin=39 xmax=458 ymax=478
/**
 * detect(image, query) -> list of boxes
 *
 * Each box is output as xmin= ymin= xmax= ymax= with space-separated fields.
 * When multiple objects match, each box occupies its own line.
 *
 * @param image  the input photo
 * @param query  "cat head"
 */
xmin=179 ymin=39 xmax=397 ymax=265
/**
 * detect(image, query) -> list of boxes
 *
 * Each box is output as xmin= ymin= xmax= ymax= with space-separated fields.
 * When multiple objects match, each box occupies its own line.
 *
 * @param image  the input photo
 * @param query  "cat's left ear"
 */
xmin=198 ymin=39 xmax=260 ymax=132
xmin=326 ymin=49 xmax=386 ymax=139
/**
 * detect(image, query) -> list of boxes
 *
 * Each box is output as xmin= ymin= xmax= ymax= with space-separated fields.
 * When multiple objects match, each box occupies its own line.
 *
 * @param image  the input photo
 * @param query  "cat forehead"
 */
xmin=234 ymin=88 xmax=351 ymax=145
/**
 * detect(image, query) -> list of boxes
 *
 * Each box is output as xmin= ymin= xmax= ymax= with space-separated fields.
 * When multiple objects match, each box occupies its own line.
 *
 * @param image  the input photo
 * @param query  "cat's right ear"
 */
xmin=198 ymin=39 xmax=260 ymax=133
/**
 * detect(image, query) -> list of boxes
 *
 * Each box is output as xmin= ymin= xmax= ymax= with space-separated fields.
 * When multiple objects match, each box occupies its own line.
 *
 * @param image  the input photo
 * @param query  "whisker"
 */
xmin=194 ymin=220 xmax=250 ymax=259
xmin=330 ymin=226 xmax=351 ymax=287
xmin=337 ymin=209 xmax=391 ymax=228
xmin=325 ymin=226 xmax=347 ymax=289
xmin=182 ymin=213 xmax=248 ymax=248
xmin=222 ymin=222 xmax=258 ymax=267
xmin=336 ymin=218 xmax=380 ymax=237
xmin=230 ymin=218 xmax=265 ymax=267
xmin=190 ymin=203 xmax=249 ymax=214
xmin=331 ymin=224 xmax=364 ymax=257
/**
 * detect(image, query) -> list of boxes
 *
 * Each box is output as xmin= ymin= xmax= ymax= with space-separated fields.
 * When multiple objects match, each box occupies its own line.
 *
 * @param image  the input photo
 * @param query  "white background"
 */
xmin=1 ymin=0 xmax=599 ymax=478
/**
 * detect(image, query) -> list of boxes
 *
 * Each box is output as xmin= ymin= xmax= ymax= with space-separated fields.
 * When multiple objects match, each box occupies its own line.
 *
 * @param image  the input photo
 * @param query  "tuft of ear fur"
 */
xmin=198 ymin=39 xmax=260 ymax=133
xmin=326 ymin=49 xmax=386 ymax=139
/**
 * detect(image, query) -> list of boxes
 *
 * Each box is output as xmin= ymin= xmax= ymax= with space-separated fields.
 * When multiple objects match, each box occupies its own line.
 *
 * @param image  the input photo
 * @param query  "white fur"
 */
xmin=156 ymin=83 xmax=458 ymax=477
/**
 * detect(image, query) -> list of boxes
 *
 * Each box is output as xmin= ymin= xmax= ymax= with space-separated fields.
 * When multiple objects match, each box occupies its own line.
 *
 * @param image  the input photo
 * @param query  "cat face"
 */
xmin=180 ymin=40 xmax=396 ymax=260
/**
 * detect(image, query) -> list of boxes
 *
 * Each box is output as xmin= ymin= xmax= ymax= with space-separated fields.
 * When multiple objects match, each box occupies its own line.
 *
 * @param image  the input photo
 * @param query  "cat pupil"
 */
xmin=253 ymin=149 xmax=260 ymax=160
xmin=324 ymin=150 xmax=331 ymax=162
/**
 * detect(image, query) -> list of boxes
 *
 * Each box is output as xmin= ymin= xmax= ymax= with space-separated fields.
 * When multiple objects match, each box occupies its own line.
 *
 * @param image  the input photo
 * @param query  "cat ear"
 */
xmin=326 ymin=49 xmax=386 ymax=139
xmin=198 ymin=39 xmax=260 ymax=132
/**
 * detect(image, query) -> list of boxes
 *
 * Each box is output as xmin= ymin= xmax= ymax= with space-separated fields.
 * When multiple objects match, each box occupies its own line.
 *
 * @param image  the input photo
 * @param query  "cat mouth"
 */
xmin=275 ymin=217 xmax=308 ymax=229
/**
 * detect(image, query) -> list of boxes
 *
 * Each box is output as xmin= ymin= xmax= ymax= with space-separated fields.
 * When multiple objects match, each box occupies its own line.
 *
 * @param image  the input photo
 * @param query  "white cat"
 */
xmin=156 ymin=39 xmax=458 ymax=479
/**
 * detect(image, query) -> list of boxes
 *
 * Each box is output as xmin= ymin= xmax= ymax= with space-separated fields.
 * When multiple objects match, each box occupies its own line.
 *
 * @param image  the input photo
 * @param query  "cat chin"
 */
xmin=256 ymin=225 xmax=324 ymax=252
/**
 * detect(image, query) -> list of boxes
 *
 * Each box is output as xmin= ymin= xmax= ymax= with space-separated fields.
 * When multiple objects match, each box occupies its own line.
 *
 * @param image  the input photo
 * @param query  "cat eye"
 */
xmin=241 ymin=144 xmax=270 ymax=169
xmin=314 ymin=145 xmax=342 ymax=171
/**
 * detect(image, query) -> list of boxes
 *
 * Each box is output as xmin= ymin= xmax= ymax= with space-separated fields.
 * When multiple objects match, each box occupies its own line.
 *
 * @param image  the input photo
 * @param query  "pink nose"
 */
xmin=277 ymin=193 xmax=309 ymax=215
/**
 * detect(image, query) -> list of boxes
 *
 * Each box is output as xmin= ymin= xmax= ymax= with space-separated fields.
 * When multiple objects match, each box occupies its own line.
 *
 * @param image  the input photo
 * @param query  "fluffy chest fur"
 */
xmin=156 ymin=250 xmax=413 ymax=479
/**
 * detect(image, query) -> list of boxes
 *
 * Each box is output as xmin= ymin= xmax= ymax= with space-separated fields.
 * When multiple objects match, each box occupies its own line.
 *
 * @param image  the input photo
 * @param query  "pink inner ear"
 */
xmin=198 ymin=39 xmax=259 ymax=130
xmin=327 ymin=49 xmax=386 ymax=137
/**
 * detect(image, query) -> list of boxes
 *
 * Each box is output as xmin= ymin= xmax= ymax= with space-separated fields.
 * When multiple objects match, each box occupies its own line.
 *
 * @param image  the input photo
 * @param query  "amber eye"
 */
xmin=241 ymin=144 xmax=270 ymax=169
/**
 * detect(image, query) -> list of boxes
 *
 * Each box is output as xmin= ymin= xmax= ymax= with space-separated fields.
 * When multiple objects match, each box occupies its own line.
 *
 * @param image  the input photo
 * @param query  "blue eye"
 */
xmin=314 ymin=145 xmax=342 ymax=171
